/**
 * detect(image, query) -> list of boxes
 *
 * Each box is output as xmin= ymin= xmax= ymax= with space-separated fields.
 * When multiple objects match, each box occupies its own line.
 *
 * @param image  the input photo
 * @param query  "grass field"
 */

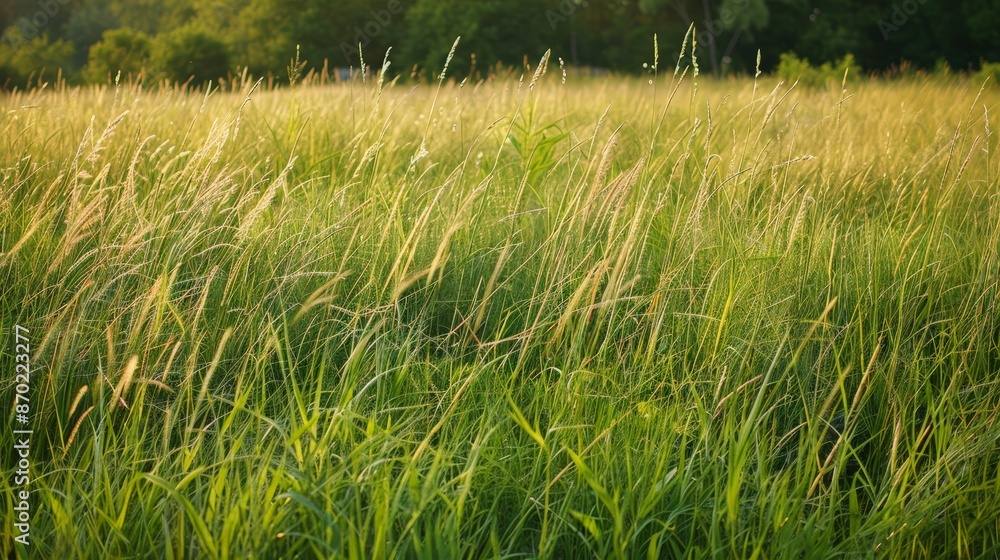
xmin=2 ymin=54 xmax=1000 ymax=558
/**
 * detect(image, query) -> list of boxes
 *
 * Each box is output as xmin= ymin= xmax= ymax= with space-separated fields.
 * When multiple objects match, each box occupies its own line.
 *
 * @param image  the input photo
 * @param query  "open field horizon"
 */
xmin=2 ymin=61 xmax=1000 ymax=558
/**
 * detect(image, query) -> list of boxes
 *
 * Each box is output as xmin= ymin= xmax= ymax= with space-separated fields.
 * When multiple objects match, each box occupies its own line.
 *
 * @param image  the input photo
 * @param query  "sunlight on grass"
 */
xmin=1 ymin=50 xmax=999 ymax=558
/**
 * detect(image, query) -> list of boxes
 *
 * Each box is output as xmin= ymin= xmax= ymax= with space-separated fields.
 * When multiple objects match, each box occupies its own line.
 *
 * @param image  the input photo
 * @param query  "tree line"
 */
xmin=1 ymin=0 xmax=998 ymax=88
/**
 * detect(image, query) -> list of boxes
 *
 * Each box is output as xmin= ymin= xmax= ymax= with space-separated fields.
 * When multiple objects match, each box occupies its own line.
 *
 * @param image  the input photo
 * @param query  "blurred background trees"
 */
xmin=82 ymin=27 xmax=150 ymax=82
xmin=1 ymin=0 xmax=998 ymax=88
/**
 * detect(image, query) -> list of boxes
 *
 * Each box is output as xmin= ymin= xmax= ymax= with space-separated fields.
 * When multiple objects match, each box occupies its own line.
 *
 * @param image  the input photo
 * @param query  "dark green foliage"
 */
xmin=149 ymin=25 xmax=229 ymax=85
xmin=0 ymin=31 xmax=74 ymax=87
xmin=84 ymin=27 xmax=151 ymax=83
xmin=777 ymin=51 xmax=861 ymax=87
xmin=400 ymin=0 xmax=555 ymax=77
xmin=0 ymin=0 xmax=998 ymax=88
xmin=976 ymin=61 xmax=1000 ymax=85
xmin=63 ymin=0 xmax=120 ymax=68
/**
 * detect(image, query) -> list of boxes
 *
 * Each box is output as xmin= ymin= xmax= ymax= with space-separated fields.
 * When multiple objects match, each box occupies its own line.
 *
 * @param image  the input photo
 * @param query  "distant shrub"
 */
xmin=0 ymin=31 xmax=74 ymax=88
xmin=85 ymin=28 xmax=151 ymax=84
xmin=150 ymin=26 xmax=230 ymax=86
xmin=933 ymin=58 xmax=952 ymax=77
xmin=975 ymin=61 xmax=1000 ymax=86
xmin=0 ymin=31 xmax=14 ymax=87
xmin=0 ymin=60 xmax=13 ymax=89
xmin=777 ymin=52 xmax=862 ymax=88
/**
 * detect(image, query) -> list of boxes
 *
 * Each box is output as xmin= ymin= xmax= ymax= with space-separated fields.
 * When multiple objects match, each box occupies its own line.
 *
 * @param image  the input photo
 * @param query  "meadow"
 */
xmin=2 ymin=52 xmax=1000 ymax=558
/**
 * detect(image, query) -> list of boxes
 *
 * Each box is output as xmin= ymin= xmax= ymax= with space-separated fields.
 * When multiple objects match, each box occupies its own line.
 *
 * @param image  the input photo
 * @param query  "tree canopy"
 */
xmin=1 ymin=0 xmax=998 ymax=87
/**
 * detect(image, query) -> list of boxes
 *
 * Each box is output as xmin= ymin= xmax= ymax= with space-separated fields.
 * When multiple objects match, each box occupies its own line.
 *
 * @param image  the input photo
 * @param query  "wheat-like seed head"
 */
xmin=529 ymin=50 xmax=551 ymax=91
xmin=67 ymin=385 xmax=89 ymax=418
xmin=112 ymin=355 xmax=139 ymax=410
xmin=62 ymin=406 xmax=94 ymax=458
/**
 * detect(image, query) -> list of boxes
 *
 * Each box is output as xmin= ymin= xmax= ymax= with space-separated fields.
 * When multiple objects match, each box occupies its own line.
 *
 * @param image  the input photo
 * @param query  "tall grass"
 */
xmin=1 ymin=55 xmax=999 ymax=558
